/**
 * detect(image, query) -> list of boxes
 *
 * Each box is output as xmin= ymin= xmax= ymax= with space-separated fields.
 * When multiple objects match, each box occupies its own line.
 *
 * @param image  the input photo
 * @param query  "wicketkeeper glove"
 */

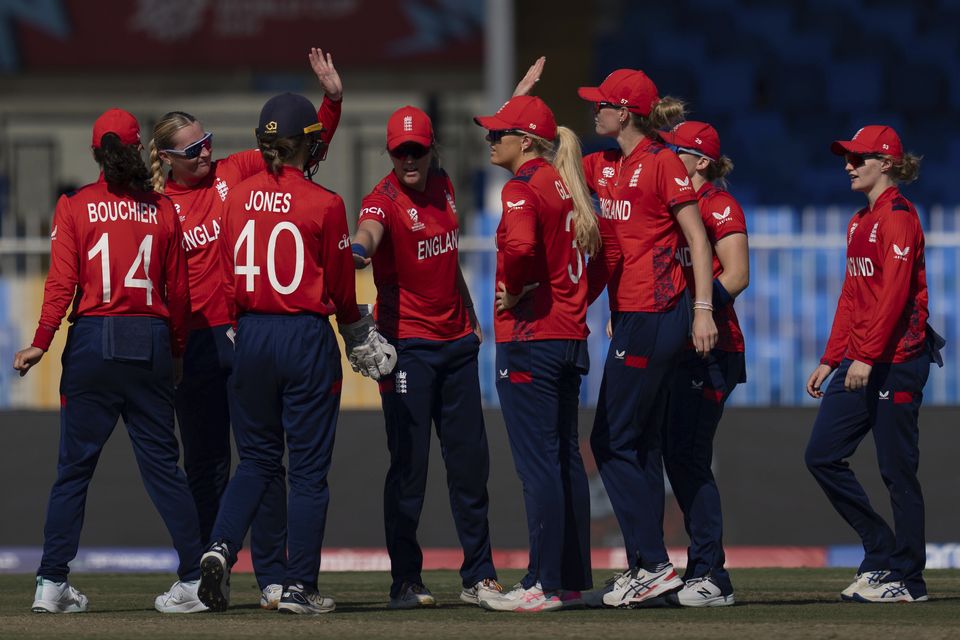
xmin=338 ymin=306 xmax=396 ymax=380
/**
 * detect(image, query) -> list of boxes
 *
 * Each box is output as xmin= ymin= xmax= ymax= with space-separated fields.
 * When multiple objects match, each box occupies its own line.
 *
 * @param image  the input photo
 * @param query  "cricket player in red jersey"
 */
xmin=13 ymin=109 xmax=206 ymax=614
xmin=196 ymin=93 xmax=394 ymax=615
xmin=351 ymin=105 xmax=500 ymax=609
xmin=473 ymin=95 xmax=600 ymax=613
xmin=148 ymin=48 xmax=342 ymax=609
xmin=805 ymin=126 xmax=943 ymax=603
xmin=577 ymin=69 xmax=718 ymax=607
xmin=659 ymin=121 xmax=749 ymax=607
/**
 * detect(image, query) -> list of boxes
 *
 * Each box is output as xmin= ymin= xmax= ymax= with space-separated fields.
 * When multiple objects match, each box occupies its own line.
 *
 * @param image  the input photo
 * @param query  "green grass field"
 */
xmin=2 ymin=569 xmax=960 ymax=639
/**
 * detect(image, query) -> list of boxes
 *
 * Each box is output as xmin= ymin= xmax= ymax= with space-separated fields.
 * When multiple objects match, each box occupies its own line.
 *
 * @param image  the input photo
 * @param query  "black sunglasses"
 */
xmin=485 ymin=129 xmax=525 ymax=144
xmin=595 ymin=101 xmax=626 ymax=113
xmin=163 ymin=132 xmax=213 ymax=159
xmin=389 ymin=143 xmax=430 ymax=159
xmin=844 ymin=152 xmax=882 ymax=168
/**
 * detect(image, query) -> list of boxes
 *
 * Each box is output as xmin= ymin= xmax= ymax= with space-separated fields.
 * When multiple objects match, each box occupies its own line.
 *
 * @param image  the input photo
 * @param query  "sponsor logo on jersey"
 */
xmin=598 ymin=178 xmax=608 ymax=187
xmin=506 ymin=199 xmax=526 ymax=210
xmin=893 ymin=244 xmax=910 ymax=260
xmin=629 ymin=164 xmax=642 ymax=187
xmin=847 ymin=256 xmax=875 ymax=277
xmin=691 ymin=379 xmax=704 ymax=390
xmin=417 ymin=229 xmax=459 ymax=261
xmin=602 ymin=166 xmax=616 ymax=179
xmin=338 ymin=234 xmax=350 ymax=250
xmin=869 ymin=221 xmax=879 ymax=243
xmin=499 ymin=368 xmax=509 ymax=380
xmin=712 ymin=206 xmax=731 ymax=222
xmin=360 ymin=206 xmax=385 ymax=219
xmin=599 ymin=197 xmax=631 ymax=221
xmin=396 ymin=370 xmax=408 ymax=394
xmin=614 ymin=350 xmax=625 ymax=359
xmin=50 ymin=225 xmax=57 ymax=240
xmin=214 ymin=177 xmax=229 ymax=202
xmin=407 ymin=208 xmax=425 ymax=231
xmin=674 ymin=175 xmax=691 ymax=187
xmin=879 ymin=390 xmax=889 ymax=399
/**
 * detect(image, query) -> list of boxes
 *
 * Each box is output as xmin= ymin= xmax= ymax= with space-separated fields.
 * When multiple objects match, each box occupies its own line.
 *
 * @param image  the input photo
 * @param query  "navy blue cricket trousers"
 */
xmin=380 ymin=333 xmax=495 ymax=597
xmin=38 ymin=316 xmax=202 ymax=581
xmin=663 ymin=348 xmax=744 ymax=593
xmin=175 ymin=324 xmax=286 ymax=589
xmin=590 ymin=302 xmax=690 ymax=571
xmin=210 ymin=314 xmax=341 ymax=590
xmin=496 ymin=339 xmax=593 ymax=592
xmin=805 ymin=356 xmax=931 ymax=598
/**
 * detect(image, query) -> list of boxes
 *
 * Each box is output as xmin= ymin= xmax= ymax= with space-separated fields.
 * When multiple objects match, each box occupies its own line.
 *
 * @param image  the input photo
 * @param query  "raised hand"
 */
xmin=513 ymin=56 xmax=546 ymax=97
xmin=308 ymin=48 xmax=342 ymax=102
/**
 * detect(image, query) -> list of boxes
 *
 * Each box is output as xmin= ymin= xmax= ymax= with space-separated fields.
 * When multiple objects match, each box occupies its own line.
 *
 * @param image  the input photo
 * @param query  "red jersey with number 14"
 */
xmin=358 ymin=169 xmax=470 ymax=341
xmin=32 ymin=177 xmax=190 ymax=355
xmin=495 ymin=158 xmax=588 ymax=343
xmin=221 ymin=166 xmax=359 ymax=324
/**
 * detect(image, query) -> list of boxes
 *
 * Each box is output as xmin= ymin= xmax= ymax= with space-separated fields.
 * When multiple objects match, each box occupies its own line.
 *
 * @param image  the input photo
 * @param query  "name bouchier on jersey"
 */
xmin=417 ymin=228 xmax=459 ymax=261
xmin=86 ymin=200 xmax=159 ymax=224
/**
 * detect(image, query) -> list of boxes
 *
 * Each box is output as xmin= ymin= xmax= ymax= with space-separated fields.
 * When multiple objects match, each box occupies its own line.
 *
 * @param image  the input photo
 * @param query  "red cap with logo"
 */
xmin=387 ymin=105 xmax=434 ymax=150
xmin=91 ymin=108 xmax=141 ymax=149
xmin=473 ymin=95 xmax=558 ymax=140
xmin=831 ymin=125 xmax=903 ymax=159
xmin=661 ymin=121 xmax=721 ymax=161
xmin=577 ymin=69 xmax=660 ymax=116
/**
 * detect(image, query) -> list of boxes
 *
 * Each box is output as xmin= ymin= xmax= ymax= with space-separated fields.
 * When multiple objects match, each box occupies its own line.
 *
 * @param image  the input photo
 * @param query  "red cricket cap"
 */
xmin=387 ymin=105 xmax=433 ymax=150
xmin=473 ymin=95 xmax=557 ymax=140
xmin=831 ymin=125 xmax=903 ymax=159
xmin=577 ymin=69 xmax=660 ymax=116
xmin=92 ymin=108 xmax=141 ymax=148
xmin=661 ymin=121 xmax=721 ymax=161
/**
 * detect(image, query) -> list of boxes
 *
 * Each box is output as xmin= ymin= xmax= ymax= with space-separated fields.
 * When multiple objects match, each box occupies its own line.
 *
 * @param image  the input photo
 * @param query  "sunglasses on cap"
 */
xmin=844 ymin=152 xmax=882 ymax=168
xmin=673 ymin=145 xmax=712 ymax=160
xmin=389 ymin=143 xmax=430 ymax=159
xmin=595 ymin=101 xmax=628 ymax=113
xmin=163 ymin=132 xmax=213 ymax=159
xmin=485 ymin=129 xmax=526 ymax=144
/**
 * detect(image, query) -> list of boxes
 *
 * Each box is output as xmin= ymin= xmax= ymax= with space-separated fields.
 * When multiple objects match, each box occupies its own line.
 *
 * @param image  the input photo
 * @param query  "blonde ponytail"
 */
xmin=629 ymin=96 xmax=687 ymax=139
xmin=553 ymin=127 xmax=600 ymax=255
xmin=887 ymin=152 xmax=921 ymax=184
xmin=149 ymin=139 xmax=165 ymax=193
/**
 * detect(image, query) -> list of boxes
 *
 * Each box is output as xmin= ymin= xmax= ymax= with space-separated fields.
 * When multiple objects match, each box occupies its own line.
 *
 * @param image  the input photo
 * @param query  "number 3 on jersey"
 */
xmin=87 ymin=233 xmax=154 ymax=304
xmin=234 ymin=219 xmax=304 ymax=294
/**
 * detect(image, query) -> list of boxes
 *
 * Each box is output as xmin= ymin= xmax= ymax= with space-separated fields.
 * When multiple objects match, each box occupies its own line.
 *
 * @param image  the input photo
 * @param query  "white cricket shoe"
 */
xmin=676 ymin=576 xmax=735 ymax=607
xmin=388 ymin=582 xmax=436 ymax=609
xmin=602 ymin=564 xmax=683 ymax=608
xmin=480 ymin=582 xmax=562 ymax=613
xmin=277 ymin=584 xmax=336 ymax=614
xmin=460 ymin=578 xmax=503 ymax=605
xmin=197 ymin=541 xmax=231 ymax=612
xmin=582 ymin=571 xmax=632 ymax=608
xmin=840 ymin=570 xmax=890 ymax=601
xmin=31 ymin=577 xmax=88 ymax=613
xmin=154 ymin=579 xmax=208 ymax=613
xmin=852 ymin=580 xmax=928 ymax=603
xmin=260 ymin=583 xmax=283 ymax=610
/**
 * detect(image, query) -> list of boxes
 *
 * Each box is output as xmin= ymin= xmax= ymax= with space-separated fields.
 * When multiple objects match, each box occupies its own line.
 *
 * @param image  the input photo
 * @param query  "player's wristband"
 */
xmin=351 ymin=243 xmax=367 ymax=258
xmin=713 ymin=278 xmax=734 ymax=307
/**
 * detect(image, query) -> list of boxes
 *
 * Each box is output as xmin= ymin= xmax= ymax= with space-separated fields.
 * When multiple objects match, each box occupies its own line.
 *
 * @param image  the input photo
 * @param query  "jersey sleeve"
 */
xmin=32 ymin=195 xmax=80 ymax=350
xmin=318 ymin=96 xmax=342 ymax=148
xmin=658 ymin=151 xmax=698 ymax=210
xmin=358 ymin=192 xmax=393 ymax=230
xmin=581 ymin=153 xmax=597 ymax=194
xmin=821 ymin=274 xmax=854 ymax=368
xmin=854 ymin=212 xmax=924 ymax=365
xmin=221 ymin=149 xmax=266 ymax=182
xmin=705 ymin=192 xmax=747 ymax=243
xmin=499 ymin=180 xmax=539 ymax=295
xmin=162 ymin=201 xmax=191 ymax=356
xmin=323 ymin=195 xmax=361 ymax=324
